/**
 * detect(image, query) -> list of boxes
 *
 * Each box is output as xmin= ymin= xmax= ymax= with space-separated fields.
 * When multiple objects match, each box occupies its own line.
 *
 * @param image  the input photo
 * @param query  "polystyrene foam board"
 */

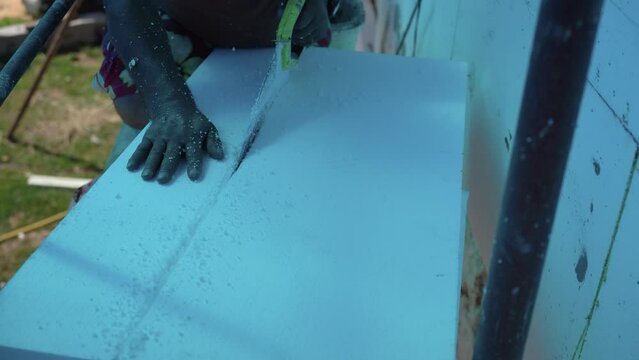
xmin=449 ymin=0 xmax=540 ymax=264
xmin=0 ymin=48 xmax=467 ymax=359
xmin=0 ymin=48 xmax=277 ymax=359
xmin=577 ymin=156 xmax=639 ymax=360
xmin=587 ymin=0 xmax=639 ymax=138
xmin=116 ymin=48 xmax=468 ymax=360
xmin=523 ymin=86 xmax=639 ymax=360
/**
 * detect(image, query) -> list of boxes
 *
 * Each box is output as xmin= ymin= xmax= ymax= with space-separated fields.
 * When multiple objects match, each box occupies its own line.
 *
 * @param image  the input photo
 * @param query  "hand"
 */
xmin=127 ymin=103 xmax=224 ymax=184
xmin=293 ymin=0 xmax=330 ymax=46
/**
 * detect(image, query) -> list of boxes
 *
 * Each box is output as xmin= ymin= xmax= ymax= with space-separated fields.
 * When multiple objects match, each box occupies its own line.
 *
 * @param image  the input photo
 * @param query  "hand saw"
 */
xmin=233 ymin=0 xmax=306 ymax=173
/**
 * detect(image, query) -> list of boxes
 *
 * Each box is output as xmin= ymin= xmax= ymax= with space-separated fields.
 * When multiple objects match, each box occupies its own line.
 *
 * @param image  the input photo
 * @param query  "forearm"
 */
xmin=103 ymin=1 xmax=223 ymax=183
xmin=103 ymin=0 xmax=193 ymax=111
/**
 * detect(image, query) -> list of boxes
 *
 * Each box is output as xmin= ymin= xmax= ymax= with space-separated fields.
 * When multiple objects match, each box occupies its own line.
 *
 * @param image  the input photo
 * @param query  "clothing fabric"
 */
xmin=157 ymin=0 xmax=281 ymax=48
xmin=92 ymin=12 xmax=215 ymax=99
xmin=93 ymin=10 xmax=332 ymax=100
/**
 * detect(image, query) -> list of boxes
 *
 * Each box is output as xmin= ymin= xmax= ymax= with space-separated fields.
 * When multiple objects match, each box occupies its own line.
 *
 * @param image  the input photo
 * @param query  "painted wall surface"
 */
xmin=384 ymin=0 xmax=639 ymax=358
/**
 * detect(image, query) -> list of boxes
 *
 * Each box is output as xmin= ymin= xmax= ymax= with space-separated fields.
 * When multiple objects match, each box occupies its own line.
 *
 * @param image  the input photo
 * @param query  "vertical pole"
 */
xmin=0 ymin=0 xmax=74 ymax=106
xmin=473 ymin=0 xmax=604 ymax=359
xmin=6 ymin=0 xmax=84 ymax=142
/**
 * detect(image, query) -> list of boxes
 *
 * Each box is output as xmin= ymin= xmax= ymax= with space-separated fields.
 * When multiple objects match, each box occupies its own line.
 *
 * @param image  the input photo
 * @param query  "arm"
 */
xmin=103 ymin=0 xmax=224 ymax=183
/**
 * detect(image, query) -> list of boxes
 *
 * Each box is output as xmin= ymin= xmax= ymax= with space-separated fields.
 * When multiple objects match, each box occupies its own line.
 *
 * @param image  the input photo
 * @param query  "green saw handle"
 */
xmin=276 ymin=0 xmax=306 ymax=69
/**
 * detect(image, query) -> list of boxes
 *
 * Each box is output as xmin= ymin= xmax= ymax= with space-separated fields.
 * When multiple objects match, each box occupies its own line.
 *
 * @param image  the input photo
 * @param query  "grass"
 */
xmin=0 ymin=46 xmax=120 ymax=284
xmin=0 ymin=17 xmax=28 ymax=27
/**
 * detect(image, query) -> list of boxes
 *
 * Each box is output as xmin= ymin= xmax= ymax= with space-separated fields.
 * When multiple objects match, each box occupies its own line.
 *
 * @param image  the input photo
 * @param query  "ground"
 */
xmin=0 ymin=0 xmax=28 ymax=22
xmin=1 ymin=9 xmax=120 ymax=285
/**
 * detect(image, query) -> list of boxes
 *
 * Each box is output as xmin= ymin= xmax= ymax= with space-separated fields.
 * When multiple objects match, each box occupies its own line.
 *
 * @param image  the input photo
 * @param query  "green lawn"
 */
xmin=0 ymin=46 xmax=120 ymax=284
xmin=0 ymin=17 xmax=28 ymax=27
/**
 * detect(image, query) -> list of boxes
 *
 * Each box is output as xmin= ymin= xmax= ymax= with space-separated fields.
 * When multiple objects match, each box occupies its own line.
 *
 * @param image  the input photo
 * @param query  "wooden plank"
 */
xmin=27 ymin=175 xmax=92 ymax=189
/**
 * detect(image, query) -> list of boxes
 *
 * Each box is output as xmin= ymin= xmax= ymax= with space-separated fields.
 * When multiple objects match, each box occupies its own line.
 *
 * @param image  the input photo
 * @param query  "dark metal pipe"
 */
xmin=0 ymin=0 xmax=75 ymax=107
xmin=473 ymin=1 xmax=604 ymax=359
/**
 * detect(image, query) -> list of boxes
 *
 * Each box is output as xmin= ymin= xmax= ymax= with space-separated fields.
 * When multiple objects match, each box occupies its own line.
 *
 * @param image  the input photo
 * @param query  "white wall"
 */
xmin=387 ymin=0 xmax=639 ymax=358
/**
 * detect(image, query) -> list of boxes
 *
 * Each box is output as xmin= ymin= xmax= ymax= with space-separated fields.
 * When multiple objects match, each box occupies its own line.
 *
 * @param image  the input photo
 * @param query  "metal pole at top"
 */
xmin=0 ymin=0 xmax=75 ymax=107
xmin=473 ymin=0 xmax=604 ymax=359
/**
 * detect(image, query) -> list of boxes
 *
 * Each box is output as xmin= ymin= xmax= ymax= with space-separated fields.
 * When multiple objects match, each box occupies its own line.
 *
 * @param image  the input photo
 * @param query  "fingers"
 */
xmin=157 ymin=143 xmax=183 ymax=184
xmin=293 ymin=21 xmax=319 ymax=45
xmin=294 ymin=22 xmax=330 ymax=45
xmin=186 ymin=123 xmax=225 ymax=181
xmin=293 ymin=2 xmax=330 ymax=45
xmin=141 ymin=139 xmax=167 ymax=180
xmin=206 ymin=126 xmax=225 ymax=160
xmin=294 ymin=10 xmax=314 ymax=33
xmin=185 ymin=141 xmax=203 ymax=181
xmin=127 ymin=115 xmax=225 ymax=183
xmin=127 ymin=137 xmax=153 ymax=171
xmin=309 ymin=27 xmax=330 ymax=45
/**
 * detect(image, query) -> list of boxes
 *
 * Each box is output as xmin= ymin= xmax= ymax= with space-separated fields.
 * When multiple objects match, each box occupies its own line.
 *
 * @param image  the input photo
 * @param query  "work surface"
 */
xmin=0 ymin=48 xmax=467 ymax=359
